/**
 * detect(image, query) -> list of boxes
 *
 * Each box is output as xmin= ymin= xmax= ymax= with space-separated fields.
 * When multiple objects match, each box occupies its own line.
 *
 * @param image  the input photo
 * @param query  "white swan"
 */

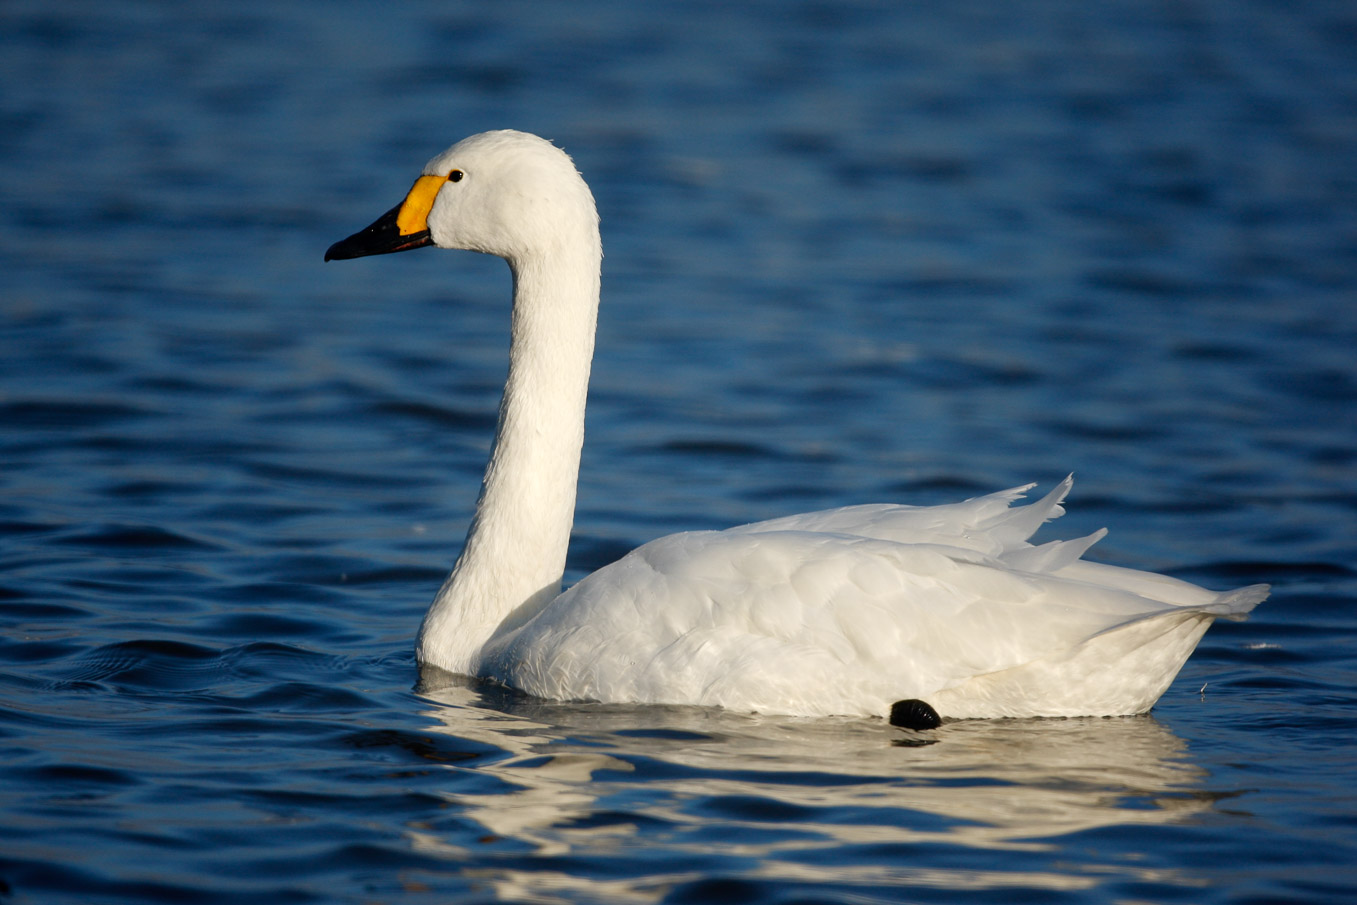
xmin=326 ymin=129 xmax=1267 ymax=727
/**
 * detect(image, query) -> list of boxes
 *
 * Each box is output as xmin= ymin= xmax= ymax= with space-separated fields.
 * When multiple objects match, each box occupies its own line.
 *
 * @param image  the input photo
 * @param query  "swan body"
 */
xmin=327 ymin=129 xmax=1267 ymax=722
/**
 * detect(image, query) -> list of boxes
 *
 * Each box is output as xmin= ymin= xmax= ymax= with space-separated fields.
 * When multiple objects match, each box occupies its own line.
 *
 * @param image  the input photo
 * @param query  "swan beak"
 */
xmin=324 ymin=173 xmax=448 ymax=261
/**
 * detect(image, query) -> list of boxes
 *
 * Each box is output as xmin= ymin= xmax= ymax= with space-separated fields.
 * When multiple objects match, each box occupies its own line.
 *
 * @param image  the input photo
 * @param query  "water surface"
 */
xmin=2 ymin=2 xmax=1356 ymax=902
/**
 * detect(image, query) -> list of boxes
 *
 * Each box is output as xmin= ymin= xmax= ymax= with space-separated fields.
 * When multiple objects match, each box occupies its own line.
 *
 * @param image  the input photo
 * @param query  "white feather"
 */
xmin=330 ymin=130 xmax=1267 ymax=721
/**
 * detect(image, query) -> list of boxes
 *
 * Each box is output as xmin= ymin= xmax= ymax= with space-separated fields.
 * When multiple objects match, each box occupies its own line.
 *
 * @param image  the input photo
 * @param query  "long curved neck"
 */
xmin=418 ymin=236 xmax=602 ymax=675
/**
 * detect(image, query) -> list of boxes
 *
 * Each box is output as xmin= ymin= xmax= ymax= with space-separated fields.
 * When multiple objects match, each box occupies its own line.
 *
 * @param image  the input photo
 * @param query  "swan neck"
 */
xmin=419 ymin=236 xmax=601 ymax=675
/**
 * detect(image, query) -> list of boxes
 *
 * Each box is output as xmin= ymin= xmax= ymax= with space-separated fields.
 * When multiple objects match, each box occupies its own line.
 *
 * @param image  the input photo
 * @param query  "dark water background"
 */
xmin=3 ymin=1 xmax=1356 ymax=902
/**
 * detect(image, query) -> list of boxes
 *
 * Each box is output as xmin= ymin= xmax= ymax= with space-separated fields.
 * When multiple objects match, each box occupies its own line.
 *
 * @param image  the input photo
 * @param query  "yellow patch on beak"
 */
xmin=396 ymin=174 xmax=450 ymax=236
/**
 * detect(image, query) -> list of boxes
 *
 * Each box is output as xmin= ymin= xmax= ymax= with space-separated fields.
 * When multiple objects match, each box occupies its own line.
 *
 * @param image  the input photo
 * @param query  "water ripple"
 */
xmin=1 ymin=1 xmax=1355 ymax=902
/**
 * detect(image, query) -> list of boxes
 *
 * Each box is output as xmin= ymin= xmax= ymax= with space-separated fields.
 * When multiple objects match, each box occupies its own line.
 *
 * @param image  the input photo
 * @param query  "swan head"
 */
xmin=325 ymin=130 xmax=599 ymax=265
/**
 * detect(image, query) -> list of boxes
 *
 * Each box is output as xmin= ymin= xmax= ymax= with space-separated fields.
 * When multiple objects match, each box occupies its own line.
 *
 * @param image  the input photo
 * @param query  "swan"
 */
xmin=325 ymin=129 xmax=1267 ymax=728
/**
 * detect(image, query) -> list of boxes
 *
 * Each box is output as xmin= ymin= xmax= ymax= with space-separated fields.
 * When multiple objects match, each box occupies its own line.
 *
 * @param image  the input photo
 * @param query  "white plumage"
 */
xmin=326 ymin=129 xmax=1266 ymax=724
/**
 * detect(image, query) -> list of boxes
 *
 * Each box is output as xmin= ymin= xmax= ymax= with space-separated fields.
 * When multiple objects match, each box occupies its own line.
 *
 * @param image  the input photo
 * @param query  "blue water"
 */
xmin=3 ymin=1 xmax=1356 ymax=902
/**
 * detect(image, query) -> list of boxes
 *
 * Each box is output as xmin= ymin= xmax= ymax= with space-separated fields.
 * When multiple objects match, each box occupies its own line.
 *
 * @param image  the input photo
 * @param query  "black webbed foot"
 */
xmin=889 ymin=699 xmax=941 ymax=730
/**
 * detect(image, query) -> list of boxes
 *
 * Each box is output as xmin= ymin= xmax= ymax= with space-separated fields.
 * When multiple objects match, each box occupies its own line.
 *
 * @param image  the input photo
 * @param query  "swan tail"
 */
xmin=1205 ymin=583 xmax=1270 ymax=621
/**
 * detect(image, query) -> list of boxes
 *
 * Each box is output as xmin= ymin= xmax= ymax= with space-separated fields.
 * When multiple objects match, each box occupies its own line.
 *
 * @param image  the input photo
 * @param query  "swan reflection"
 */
xmin=409 ymin=673 xmax=1217 ymax=900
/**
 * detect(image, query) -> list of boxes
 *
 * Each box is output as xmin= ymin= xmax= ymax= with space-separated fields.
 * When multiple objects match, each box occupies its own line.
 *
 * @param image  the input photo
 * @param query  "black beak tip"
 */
xmin=324 ymin=222 xmax=434 ymax=262
xmin=324 ymin=226 xmax=384 ymax=262
xmin=324 ymin=202 xmax=434 ymax=262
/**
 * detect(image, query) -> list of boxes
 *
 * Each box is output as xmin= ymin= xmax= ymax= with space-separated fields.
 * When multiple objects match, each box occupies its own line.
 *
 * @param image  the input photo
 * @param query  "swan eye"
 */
xmin=448 ymin=169 xmax=464 ymax=182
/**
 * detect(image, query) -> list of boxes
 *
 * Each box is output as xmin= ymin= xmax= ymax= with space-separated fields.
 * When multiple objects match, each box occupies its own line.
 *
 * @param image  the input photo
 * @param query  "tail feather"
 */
xmin=1207 ymin=584 xmax=1270 ymax=620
